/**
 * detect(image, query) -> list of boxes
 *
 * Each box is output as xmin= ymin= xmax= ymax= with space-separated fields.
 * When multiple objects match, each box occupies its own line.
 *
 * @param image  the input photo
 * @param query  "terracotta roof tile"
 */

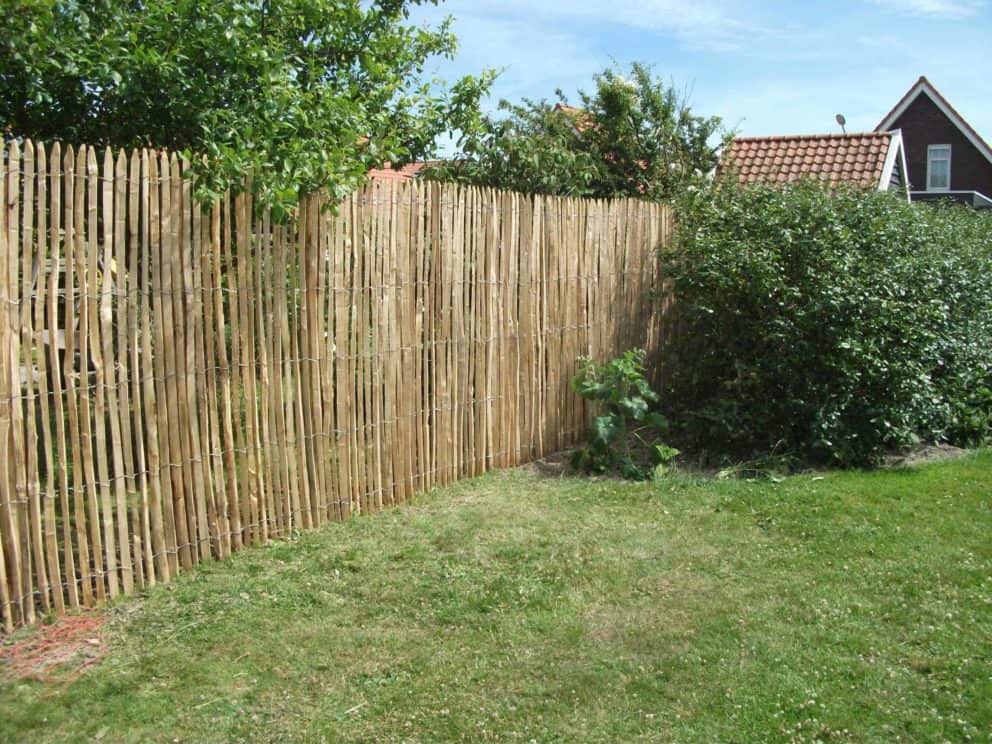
xmin=367 ymin=160 xmax=441 ymax=182
xmin=553 ymin=103 xmax=593 ymax=132
xmin=722 ymin=132 xmax=896 ymax=189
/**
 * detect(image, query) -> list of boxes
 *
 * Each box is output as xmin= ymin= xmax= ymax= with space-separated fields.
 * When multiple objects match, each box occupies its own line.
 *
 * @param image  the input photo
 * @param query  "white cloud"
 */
xmin=432 ymin=0 xmax=793 ymax=53
xmin=868 ymin=0 xmax=988 ymax=18
xmin=440 ymin=12 xmax=604 ymax=101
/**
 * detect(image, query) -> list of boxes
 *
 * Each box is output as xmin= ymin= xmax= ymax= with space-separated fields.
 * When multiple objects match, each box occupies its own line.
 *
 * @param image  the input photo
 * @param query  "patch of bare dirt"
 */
xmin=883 ymin=443 xmax=970 ymax=469
xmin=0 ymin=611 xmax=107 ymax=683
xmin=525 ymin=449 xmax=578 ymax=479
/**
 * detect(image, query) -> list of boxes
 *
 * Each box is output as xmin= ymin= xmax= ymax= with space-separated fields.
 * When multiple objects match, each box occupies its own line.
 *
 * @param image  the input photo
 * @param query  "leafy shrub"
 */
xmin=424 ymin=62 xmax=725 ymax=203
xmin=662 ymin=180 xmax=992 ymax=466
xmin=571 ymin=349 xmax=678 ymax=479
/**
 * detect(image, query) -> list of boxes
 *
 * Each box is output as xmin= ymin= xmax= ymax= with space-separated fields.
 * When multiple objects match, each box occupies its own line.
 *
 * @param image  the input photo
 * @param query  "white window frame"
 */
xmin=926 ymin=144 xmax=951 ymax=191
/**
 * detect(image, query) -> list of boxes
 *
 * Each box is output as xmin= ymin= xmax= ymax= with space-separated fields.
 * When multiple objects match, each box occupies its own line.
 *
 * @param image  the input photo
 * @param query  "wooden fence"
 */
xmin=0 ymin=140 xmax=669 ymax=632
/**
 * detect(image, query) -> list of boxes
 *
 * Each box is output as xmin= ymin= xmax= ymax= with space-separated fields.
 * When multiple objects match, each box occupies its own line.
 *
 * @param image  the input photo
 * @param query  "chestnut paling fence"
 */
xmin=0 ymin=140 xmax=669 ymax=632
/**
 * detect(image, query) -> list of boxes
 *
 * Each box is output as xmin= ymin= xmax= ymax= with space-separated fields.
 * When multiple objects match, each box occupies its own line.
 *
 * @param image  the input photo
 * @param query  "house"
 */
xmin=367 ymin=161 xmax=435 ymax=182
xmin=553 ymin=103 xmax=591 ymax=133
xmin=722 ymin=131 xmax=909 ymax=198
xmin=876 ymin=76 xmax=992 ymax=208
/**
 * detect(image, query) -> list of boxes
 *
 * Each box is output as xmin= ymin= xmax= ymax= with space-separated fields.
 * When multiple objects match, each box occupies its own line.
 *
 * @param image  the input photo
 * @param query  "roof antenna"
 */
xmin=835 ymin=113 xmax=847 ymax=134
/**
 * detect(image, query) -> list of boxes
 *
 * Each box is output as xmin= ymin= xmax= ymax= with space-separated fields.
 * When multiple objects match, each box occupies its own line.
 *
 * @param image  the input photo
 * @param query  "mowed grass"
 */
xmin=2 ymin=453 xmax=990 ymax=743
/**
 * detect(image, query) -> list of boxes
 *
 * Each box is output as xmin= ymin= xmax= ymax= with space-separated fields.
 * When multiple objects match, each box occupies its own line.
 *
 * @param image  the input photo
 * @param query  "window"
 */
xmin=927 ymin=144 xmax=951 ymax=191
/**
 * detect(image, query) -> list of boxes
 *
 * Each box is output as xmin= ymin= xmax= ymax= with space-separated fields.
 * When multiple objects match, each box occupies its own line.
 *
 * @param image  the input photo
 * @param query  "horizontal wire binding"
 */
xmin=8 ymin=359 xmax=610 ymax=395
xmin=0 ymin=435 xmax=569 ymax=502
xmin=0 ymin=453 xmax=556 ymax=589
xmin=6 ymin=273 xmax=647 ymax=300
xmin=0 ymin=437 xmax=582 ymax=511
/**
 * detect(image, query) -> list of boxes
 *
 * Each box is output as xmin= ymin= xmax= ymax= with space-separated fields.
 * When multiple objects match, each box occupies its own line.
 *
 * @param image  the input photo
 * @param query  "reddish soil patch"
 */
xmin=883 ymin=443 xmax=970 ymax=468
xmin=0 ymin=611 xmax=107 ymax=683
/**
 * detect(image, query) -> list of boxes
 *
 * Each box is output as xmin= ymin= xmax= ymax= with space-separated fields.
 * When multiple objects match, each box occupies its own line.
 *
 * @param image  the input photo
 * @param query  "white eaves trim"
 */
xmin=878 ymin=129 xmax=910 ymax=201
xmin=909 ymin=190 xmax=992 ymax=208
xmin=877 ymin=79 xmax=992 ymax=167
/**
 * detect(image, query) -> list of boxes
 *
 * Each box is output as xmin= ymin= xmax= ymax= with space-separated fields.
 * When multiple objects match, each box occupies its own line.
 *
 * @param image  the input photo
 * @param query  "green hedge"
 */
xmin=662 ymin=181 xmax=992 ymax=466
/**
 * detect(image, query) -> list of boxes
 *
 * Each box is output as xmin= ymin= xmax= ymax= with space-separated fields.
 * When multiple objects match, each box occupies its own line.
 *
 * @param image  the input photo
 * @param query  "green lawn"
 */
xmin=2 ymin=452 xmax=991 ymax=743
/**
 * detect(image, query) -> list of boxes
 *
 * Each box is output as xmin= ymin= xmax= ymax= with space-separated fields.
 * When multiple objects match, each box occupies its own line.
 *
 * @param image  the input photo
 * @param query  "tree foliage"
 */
xmin=426 ymin=63 xmax=725 ymax=201
xmin=663 ymin=180 xmax=992 ymax=467
xmin=1 ymin=0 xmax=493 ymax=212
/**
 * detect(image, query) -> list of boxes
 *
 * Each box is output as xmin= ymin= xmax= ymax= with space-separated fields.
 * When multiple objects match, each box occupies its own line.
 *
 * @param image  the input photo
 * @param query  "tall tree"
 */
xmin=427 ymin=63 xmax=726 ymax=202
xmin=1 ymin=0 xmax=493 ymax=212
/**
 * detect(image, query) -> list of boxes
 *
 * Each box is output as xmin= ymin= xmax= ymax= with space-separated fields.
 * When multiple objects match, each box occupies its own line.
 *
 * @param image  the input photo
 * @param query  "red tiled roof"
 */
xmin=553 ymin=103 xmax=592 ymax=132
xmin=723 ymin=132 xmax=897 ymax=188
xmin=368 ymin=161 xmax=440 ymax=182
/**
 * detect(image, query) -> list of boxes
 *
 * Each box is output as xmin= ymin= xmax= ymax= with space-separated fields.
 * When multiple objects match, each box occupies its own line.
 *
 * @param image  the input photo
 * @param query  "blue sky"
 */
xmin=409 ymin=0 xmax=992 ymax=145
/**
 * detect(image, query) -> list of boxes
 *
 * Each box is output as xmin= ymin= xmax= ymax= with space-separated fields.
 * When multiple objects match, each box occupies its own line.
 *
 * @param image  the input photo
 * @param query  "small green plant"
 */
xmin=571 ymin=349 xmax=678 ymax=480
